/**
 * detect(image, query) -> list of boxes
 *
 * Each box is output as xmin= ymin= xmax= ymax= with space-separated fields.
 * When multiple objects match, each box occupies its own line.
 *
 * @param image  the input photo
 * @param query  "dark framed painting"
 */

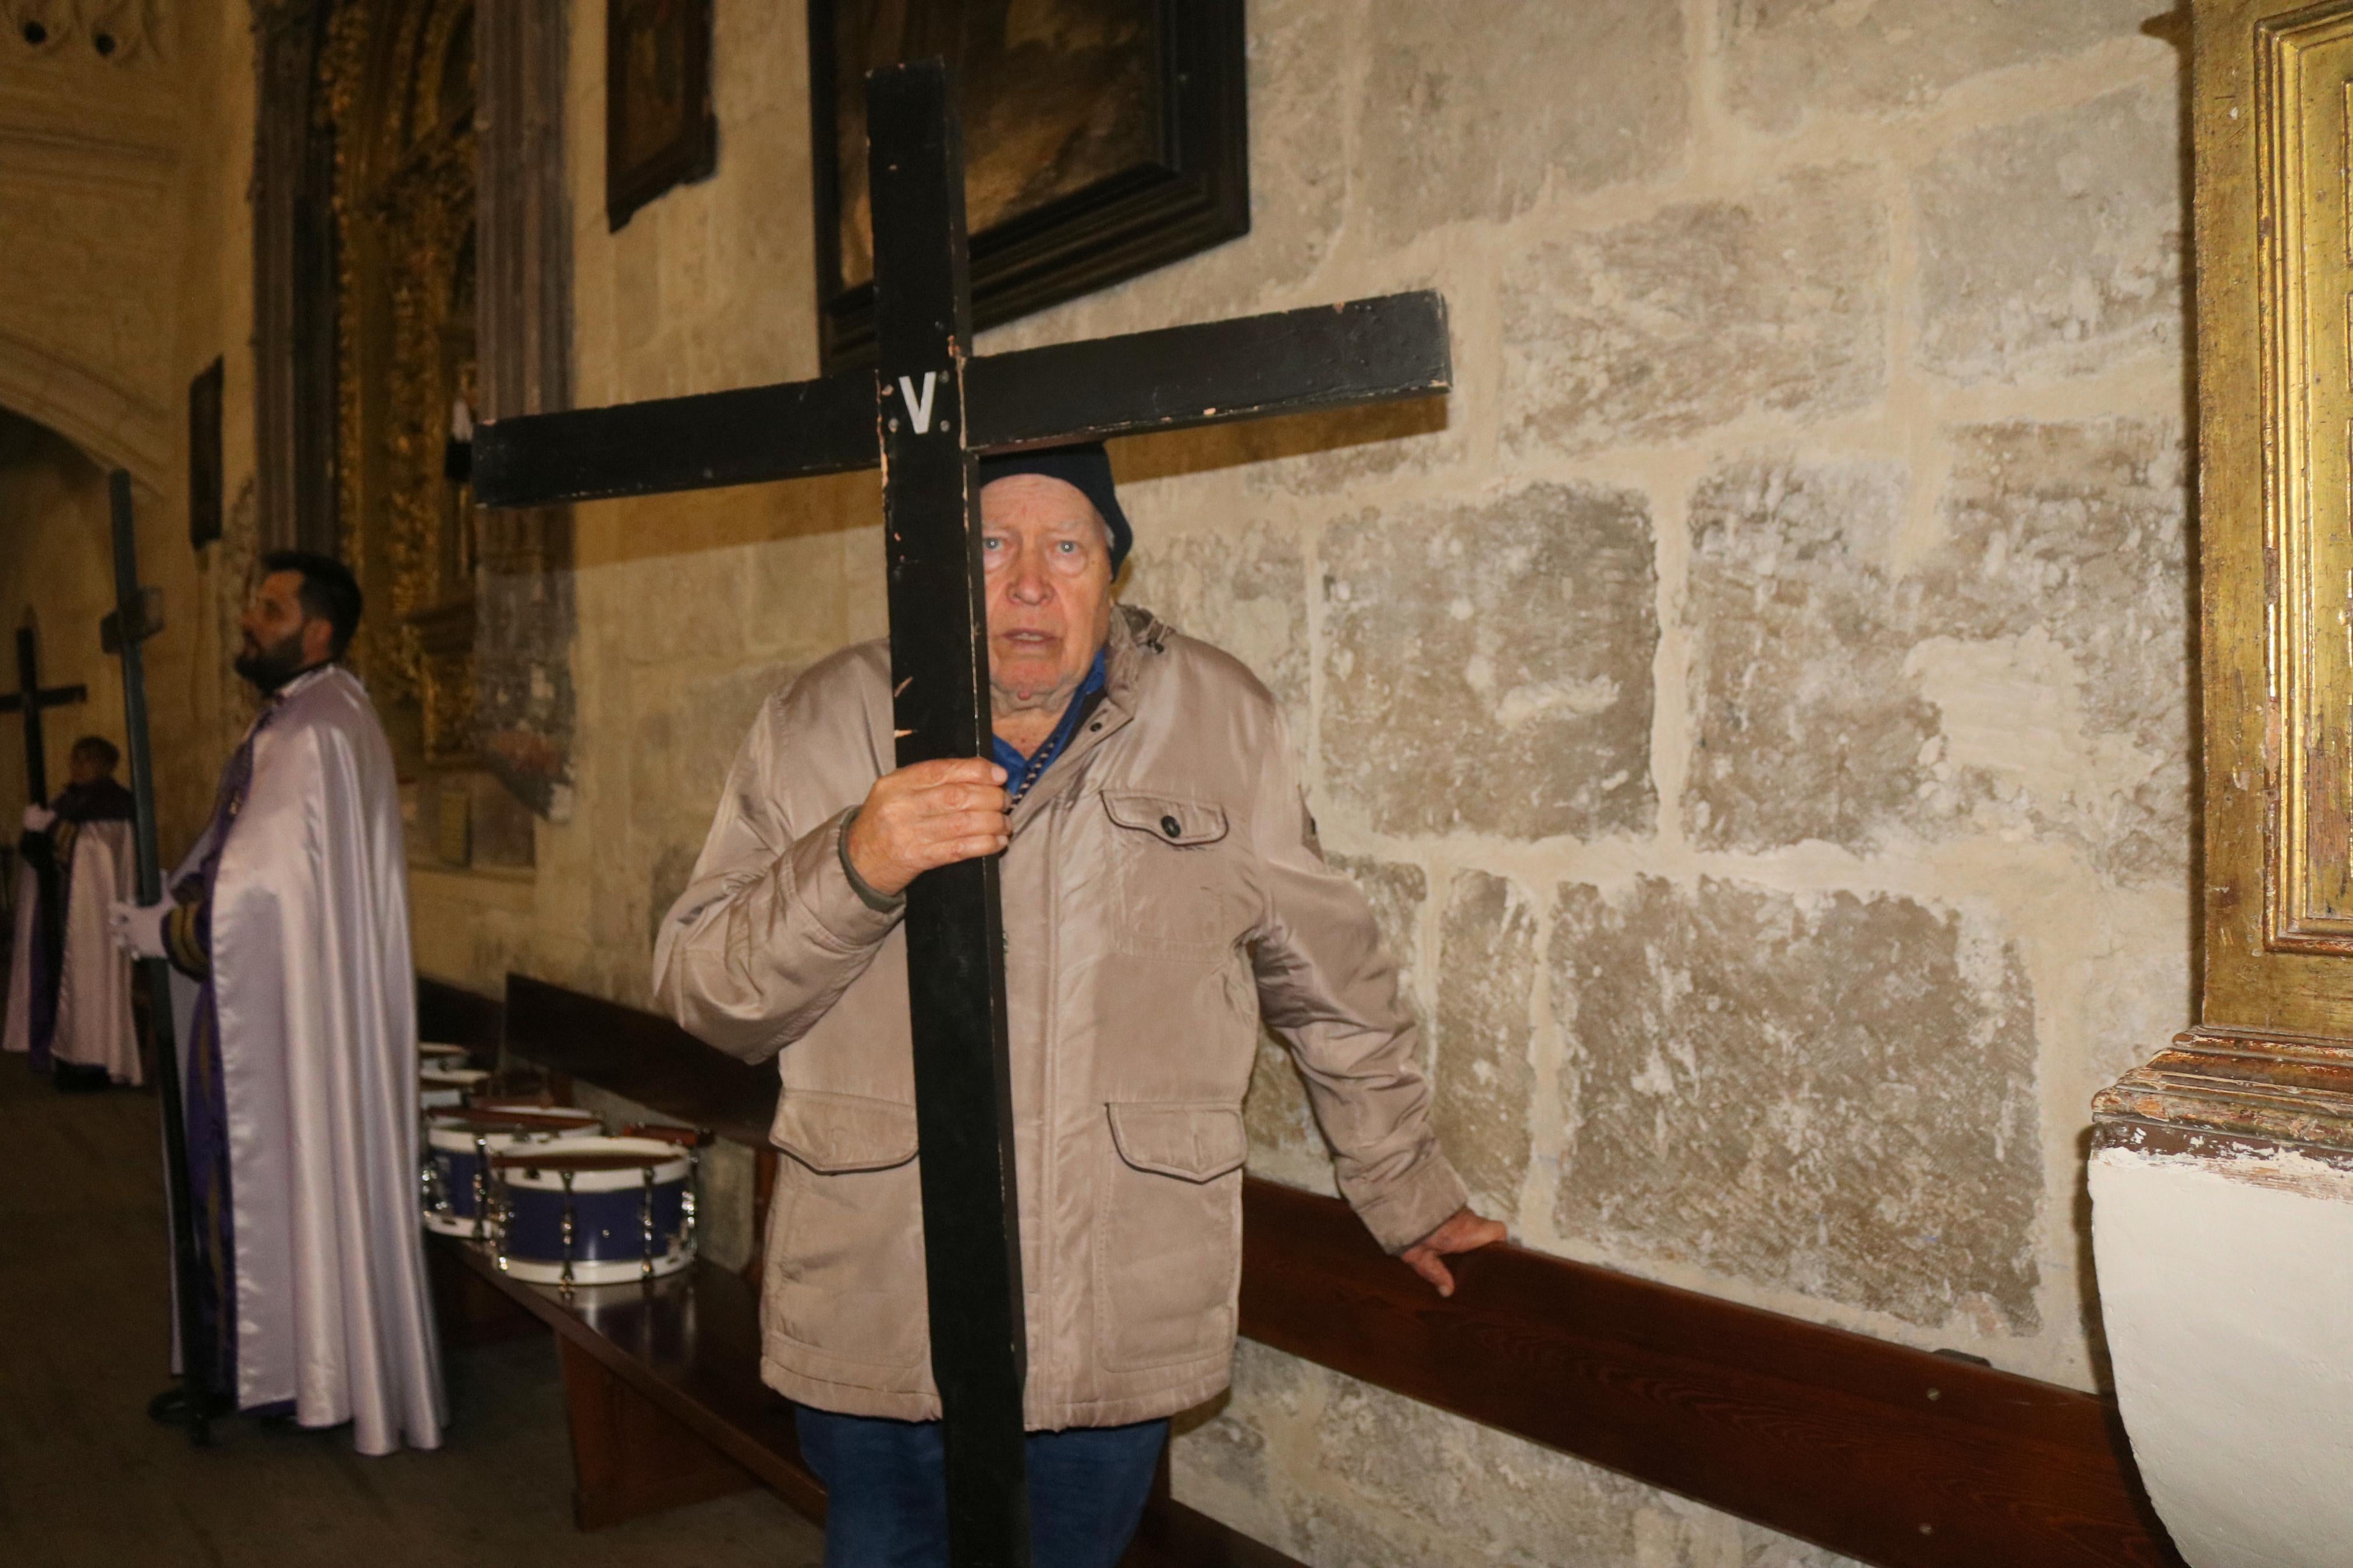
xmin=810 ymin=0 xmax=1249 ymax=370
xmin=188 ymin=357 xmax=223 ymax=550
xmin=606 ymin=0 xmax=719 ymax=232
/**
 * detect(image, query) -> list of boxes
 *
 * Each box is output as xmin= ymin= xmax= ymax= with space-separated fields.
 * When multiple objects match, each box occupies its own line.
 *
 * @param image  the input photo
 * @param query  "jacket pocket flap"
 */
xmin=1106 ymin=1102 xmax=1247 ymax=1182
xmin=772 ymin=1090 xmax=919 ymax=1174
xmin=1102 ymin=792 xmax=1229 ymax=847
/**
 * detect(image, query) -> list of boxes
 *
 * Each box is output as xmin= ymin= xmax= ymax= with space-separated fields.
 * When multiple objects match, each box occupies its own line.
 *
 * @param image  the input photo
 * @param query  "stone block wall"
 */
xmin=407 ymin=3 xmax=2194 ymax=1564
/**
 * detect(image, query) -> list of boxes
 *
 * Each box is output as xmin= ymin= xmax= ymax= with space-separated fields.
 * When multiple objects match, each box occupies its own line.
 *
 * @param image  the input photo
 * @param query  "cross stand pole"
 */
xmin=471 ymin=57 xmax=1452 ymax=1568
xmin=102 ymin=471 xmax=214 ymax=1446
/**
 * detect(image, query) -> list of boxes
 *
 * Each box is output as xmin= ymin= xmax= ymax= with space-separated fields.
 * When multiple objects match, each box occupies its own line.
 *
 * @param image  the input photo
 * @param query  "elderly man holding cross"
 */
xmin=655 ymin=444 xmax=1502 ymax=1567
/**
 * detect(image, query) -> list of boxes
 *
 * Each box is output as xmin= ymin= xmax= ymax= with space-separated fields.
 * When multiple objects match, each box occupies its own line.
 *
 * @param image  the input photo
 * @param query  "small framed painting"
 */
xmin=810 ymin=0 xmax=1249 ymax=370
xmin=606 ymin=0 xmax=719 ymax=231
xmin=189 ymin=357 xmax=223 ymax=550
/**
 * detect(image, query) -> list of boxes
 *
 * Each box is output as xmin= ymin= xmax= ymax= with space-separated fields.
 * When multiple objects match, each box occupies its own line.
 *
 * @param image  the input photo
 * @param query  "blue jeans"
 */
xmin=793 ymin=1407 xmax=1167 ymax=1568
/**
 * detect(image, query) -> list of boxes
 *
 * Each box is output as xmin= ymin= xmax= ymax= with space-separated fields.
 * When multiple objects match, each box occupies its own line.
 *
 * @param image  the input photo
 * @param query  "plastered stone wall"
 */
xmin=404 ymin=3 xmax=2191 ymax=1565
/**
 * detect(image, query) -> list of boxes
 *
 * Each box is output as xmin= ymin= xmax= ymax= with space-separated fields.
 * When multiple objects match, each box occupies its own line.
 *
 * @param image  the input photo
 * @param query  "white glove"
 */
xmin=109 ymin=899 xmax=169 ymax=961
xmin=22 ymin=805 xmax=55 ymax=833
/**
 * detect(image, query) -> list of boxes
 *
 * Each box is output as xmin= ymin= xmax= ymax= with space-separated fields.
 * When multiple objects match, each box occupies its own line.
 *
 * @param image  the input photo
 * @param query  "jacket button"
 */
xmin=1160 ymin=815 xmax=1181 ymax=839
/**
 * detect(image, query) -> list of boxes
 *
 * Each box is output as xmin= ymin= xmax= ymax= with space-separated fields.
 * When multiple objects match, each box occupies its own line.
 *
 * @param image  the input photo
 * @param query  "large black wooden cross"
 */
xmin=475 ymin=61 xmax=1450 ymax=1567
xmin=0 ymin=620 xmax=88 ymax=806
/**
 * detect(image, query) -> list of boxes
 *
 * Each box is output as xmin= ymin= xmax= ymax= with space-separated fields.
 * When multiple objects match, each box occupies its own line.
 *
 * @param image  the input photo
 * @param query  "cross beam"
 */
xmin=0 ymin=625 xmax=90 ymax=805
xmin=472 ymin=293 xmax=1448 ymax=506
xmin=474 ymin=60 xmax=1451 ymax=1568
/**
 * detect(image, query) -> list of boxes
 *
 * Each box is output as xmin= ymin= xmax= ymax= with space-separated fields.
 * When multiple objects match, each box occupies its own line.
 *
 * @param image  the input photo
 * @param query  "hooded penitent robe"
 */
xmin=161 ymin=664 xmax=443 ymax=1454
xmin=3 ymin=777 xmax=138 ymax=1082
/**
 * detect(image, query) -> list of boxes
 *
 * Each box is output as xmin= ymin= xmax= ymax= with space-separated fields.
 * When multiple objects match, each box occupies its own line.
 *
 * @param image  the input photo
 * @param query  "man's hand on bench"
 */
xmin=1400 ymin=1206 xmax=1507 ymax=1299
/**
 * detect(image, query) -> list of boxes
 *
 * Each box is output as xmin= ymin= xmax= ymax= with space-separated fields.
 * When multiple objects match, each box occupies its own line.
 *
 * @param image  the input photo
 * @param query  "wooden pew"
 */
xmin=443 ymin=972 xmax=2185 ymax=1568
xmin=417 ymin=974 xmax=1293 ymax=1566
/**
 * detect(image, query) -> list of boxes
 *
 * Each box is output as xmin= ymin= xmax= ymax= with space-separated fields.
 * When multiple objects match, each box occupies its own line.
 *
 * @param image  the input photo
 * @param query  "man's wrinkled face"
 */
xmin=234 ymin=570 xmax=330 ymax=692
xmin=980 ymin=474 xmax=1115 ymax=715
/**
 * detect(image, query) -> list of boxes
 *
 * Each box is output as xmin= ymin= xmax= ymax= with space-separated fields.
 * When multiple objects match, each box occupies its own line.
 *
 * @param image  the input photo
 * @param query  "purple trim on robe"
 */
xmin=23 ymin=899 xmax=52 ymax=1074
xmin=175 ymin=705 xmax=276 ymax=1402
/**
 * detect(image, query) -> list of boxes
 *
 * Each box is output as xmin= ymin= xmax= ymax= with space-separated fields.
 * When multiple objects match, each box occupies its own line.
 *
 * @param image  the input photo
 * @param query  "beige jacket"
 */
xmin=652 ymin=606 xmax=1466 ymax=1428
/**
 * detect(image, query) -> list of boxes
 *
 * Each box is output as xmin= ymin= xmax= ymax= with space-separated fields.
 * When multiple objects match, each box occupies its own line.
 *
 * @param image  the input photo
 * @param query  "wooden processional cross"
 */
xmin=0 ymin=619 xmax=88 ymax=806
xmin=475 ymin=61 xmax=1451 ymax=1567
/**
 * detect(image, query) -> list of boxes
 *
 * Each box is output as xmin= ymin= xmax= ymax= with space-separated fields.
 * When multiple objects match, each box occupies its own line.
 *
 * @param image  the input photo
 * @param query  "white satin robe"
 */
xmin=1 ymin=858 xmax=36 ymax=1057
xmin=52 ymin=818 xmax=140 ymax=1084
xmin=168 ymin=664 xmax=445 ymax=1454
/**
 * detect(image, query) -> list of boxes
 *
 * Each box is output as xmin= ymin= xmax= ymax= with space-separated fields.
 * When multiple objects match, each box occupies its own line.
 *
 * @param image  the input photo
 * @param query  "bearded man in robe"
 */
xmin=3 ymin=735 xmax=139 ymax=1087
xmin=111 ymin=551 xmax=444 ymax=1454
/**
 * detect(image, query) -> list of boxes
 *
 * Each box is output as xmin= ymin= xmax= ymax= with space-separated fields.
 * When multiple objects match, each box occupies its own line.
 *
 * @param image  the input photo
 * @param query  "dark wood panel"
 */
xmin=1239 ymin=1179 xmax=2178 ymax=1568
xmin=432 ymin=1235 xmax=1290 ymax=1566
xmin=561 ymin=1338 xmax=761 ymax=1530
xmin=417 ymin=973 xmax=505 ymax=1062
xmin=502 ymin=973 xmax=778 ymax=1147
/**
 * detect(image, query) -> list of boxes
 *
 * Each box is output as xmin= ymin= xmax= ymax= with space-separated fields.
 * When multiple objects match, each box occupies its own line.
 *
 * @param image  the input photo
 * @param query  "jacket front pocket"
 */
xmin=1093 ymin=1101 xmax=1245 ymax=1371
xmin=767 ymin=1091 xmax=928 ymax=1371
xmin=1101 ymin=791 xmax=1241 ymax=960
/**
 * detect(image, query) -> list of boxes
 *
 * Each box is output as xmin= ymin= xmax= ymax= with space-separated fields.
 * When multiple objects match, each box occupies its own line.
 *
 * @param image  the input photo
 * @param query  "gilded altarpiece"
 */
xmin=318 ymin=0 xmax=477 ymax=777
xmin=304 ymin=0 xmax=546 ymax=868
xmin=2095 ymin=1 xmax=2353 ymax=1179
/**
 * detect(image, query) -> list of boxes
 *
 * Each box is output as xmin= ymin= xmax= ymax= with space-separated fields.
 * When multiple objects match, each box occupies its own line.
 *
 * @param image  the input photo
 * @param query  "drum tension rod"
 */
xmin=559 ymin=1169 xmax=577 ymax=1293
xmin=471 ymin=1133 xmax=491 ymax=1243
xmin=640 ymin=1166 xmax=658 ymax=1283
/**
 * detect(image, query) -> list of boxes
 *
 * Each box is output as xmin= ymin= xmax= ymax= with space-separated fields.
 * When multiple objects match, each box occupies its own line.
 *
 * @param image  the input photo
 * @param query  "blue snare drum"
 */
xmin=421 ymin=1107 xmax=604 ymax=1238
xmin=492 ymin=1136 xmax=697 ymax=1286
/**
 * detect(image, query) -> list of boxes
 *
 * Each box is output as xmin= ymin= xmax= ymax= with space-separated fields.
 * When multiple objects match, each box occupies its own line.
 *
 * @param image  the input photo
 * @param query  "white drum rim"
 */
xmin=421 ymin=1211 xmax=485 ymax=1236
xmin=420 ymin=1066 xmax=490 ymax=1087
xmin=498 ymin=1244 xmax=695 ymax=1286
xmin=418 ymin=1042 xmax=469 ymax=1059
xmin=496 ymin=1135 xmax=691 ymax=1192
xmin=427 ymin=1119 xmax=602 ymax=1155
xmin=427 ymin=1102 xmax=591 ymax=1126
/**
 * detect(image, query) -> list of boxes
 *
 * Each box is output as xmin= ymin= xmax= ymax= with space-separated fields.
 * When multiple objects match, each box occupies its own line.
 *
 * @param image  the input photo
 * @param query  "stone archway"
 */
xmin=0 ymin=334 xmax=167 ymax=492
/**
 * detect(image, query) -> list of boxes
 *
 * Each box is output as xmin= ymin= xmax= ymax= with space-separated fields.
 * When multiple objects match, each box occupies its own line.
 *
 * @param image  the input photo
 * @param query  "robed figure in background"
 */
xmin=113 ymin=552 xmax=443 ymax=1455
xmin=4 ymin=735 xmax=140 ymax=1086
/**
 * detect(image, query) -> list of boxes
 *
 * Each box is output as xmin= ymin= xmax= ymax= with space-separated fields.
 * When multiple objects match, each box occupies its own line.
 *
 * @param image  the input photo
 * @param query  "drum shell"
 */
xmin=493 ymin=1137 xmax=697 ymax=1283
xmin=424 ymin=1115 xmax=599 ymax=1222
xmin=501 ymin=1180 xmax=688 ymax=1264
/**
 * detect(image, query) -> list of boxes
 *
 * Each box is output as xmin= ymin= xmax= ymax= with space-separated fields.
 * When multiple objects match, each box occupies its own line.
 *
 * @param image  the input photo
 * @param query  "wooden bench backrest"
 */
xmin=448 ymin=969 xmax=2180 ymax=1568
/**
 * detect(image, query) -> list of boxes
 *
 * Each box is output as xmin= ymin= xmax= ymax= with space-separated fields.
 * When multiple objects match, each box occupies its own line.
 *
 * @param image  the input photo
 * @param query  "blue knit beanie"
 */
xmin=976 ymin=443 xmax=1132 ymax=571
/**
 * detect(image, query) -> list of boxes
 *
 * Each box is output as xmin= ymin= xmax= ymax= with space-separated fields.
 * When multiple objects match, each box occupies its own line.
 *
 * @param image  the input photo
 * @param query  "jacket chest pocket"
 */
xmin=1101 ymin=791 xmax=1243 ymax=961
